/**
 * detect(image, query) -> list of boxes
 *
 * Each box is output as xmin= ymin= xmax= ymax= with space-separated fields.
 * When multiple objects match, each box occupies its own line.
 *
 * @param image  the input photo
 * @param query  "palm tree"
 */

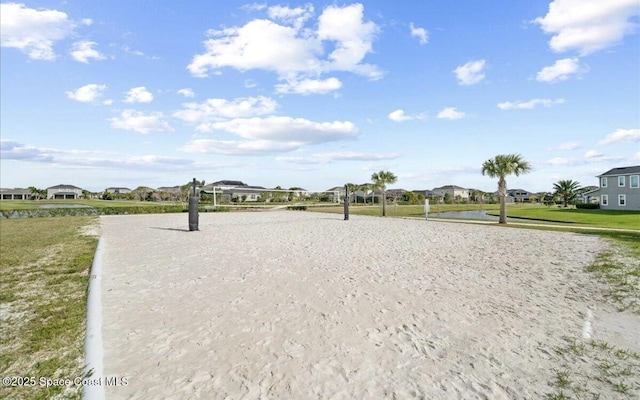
xmin=481 ymin=154 xmax=531 ymax=224
xmin=345 ymin=183 xmax=358 ymax=204
xmin=357 ymin=183 xmax=370 ymax=204
xmin=371 ymin=170 xmax=397 ymax=217
xmin=553 ymin=179 xmax=580 ymax=208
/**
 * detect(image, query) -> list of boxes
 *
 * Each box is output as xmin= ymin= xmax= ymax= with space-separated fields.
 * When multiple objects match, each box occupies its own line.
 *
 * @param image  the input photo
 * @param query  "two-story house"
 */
xmin=432 ymin=185 xmax=470 ymax=201
xmin=584 ymin=166 xmax=640 ymax=210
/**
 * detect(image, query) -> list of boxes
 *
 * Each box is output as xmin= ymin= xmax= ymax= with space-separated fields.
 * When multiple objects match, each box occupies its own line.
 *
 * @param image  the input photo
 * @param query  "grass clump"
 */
xmin=547 ymin=337 xmax=640 ymax=399
xmin=586 ymin=232 xmax=640 ymax=313
xmin=0 ymin=217 xmax=99 ymax=399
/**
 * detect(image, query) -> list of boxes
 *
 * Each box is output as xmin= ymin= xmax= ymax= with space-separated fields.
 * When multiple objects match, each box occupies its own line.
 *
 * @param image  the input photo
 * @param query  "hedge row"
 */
xmin=575 ymin=203 xmax=600 ymax=209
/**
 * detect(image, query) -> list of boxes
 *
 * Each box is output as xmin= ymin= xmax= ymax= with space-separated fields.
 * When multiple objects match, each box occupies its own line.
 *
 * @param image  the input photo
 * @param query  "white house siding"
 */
xmin=47 ymin=185 xmax=83 ymax=199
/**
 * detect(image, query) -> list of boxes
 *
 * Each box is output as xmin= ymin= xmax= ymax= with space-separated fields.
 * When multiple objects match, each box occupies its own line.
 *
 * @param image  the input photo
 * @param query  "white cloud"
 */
xmin=180 ymin=139 xmax=303 ymax=155
xmin=177 ymin=88 xmax=195 ymax=98
xmin=277 ymin=151 xmax=399 ymax=164
xmin=174 ymin=96 xmax=278 ymax=128
xmin=317 ymin=4 xmax=380 ymax=78
xmin=536 ymin=57 xmax=585 ymax=82
xmin=388 ymin=109 xmax=427 ymax=122
xmin=208 ymin=117 xmax=357 ymax=143
xmin=453 ymin=60 xmax=486 ymax=85
xmin=388 ymin=109 xmax=412 ymax=122
xmin=409 ymin=22 xmax=428 ymax=45
xmin=110 ymin=110 xmax=174 ymax=134
xmin=557 ymin=141 xmax=582 ymax=150
xmin=584 ymin=150 xmax=603 ymax=159
xmin=0 ymin=3 xmax=76 ymax=60
xmin=546 ymin=157 xmax=574 ymax=166
xmin=599 ymin=128 xmax=640 ymax=145
xmin=70 ymin=41 xmax=106 ymax=63
xmin=123 ymin=87 xmax=154 ymax=103
xmin=498 ymin=98 xmax=565 ymax=110
xmin=267 ymin=4 xmax=314 ymax=29
xmin=275 ymin=77 xmax=342 ymax=95
xmin=437 ymin=107 xmax=466 ymax=120
xmin=635 ymin=152 xmax=640 ymax=160
xmin=66 ymin=84 xmax=107 ymax=103
xmin=1 ymin=139 xmax=54 ymax=162
xmin=187 ymin=4 xmax=381 ymax=87
xmin=534 ymin=0 xmax=640 ymax=55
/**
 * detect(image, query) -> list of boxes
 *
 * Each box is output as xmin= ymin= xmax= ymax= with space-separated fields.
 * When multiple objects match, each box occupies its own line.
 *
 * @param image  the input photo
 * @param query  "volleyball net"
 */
xmin=198 ymin=186 xmax=343 ymax=210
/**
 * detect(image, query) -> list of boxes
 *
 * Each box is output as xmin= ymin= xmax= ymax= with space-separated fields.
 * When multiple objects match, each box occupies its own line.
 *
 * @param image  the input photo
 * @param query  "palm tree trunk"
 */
xmin=382 ymin=189 xmax=387 ymax=217
xmin=498 ymin=177 xmax=507 ymax=224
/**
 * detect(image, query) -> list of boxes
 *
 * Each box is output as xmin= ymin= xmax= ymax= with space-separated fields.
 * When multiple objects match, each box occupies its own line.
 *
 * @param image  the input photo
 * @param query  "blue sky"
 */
xmin=1 ymin=0 xmax=639 ymax=193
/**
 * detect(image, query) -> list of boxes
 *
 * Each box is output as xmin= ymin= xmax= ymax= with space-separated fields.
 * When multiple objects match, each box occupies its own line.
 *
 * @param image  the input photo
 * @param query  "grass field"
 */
xmin=310 ymin=203 xmax=640 ymax=230
xmin=0 ymin=217 xmax=99 ymax=400
xmin=486 ymin=207 xmax=640 ymax=230
xmin=0 ymin=199 xmax=182 ymax=211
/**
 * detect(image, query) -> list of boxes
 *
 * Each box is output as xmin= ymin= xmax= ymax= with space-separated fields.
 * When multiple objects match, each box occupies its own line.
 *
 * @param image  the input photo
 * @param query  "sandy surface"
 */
xmin=98 ymin=211 xmax=637 ymax=399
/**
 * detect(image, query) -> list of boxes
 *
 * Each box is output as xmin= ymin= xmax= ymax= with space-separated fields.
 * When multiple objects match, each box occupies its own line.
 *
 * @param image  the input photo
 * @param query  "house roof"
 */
xmin=212 ymin=180 xmax=246 ymax=186
xmin=105 ymin=187 xmax=131 ymax=190
xmin=433 ymin=185 xmax=467 ymax=190
xmin=47 ymin=184 xmax=82 ymax=190
xmin=599 ymin=165 xmax=640 ymax=176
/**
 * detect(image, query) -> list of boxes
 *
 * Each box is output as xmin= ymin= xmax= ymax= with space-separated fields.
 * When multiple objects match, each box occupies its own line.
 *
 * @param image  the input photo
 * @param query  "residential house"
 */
xmin=385 ymin=189 xmax=407 ymax=203
xmin=0 ymin=188 xmax=34 ymax=200
xmin=578 ymin=186 xmax=599 ymax=204
xmin=201 ymin=181 xmax=268 ymax=202
xmin=105 ymin=187 xmax=132 ymax=194
xmin=584 ymin=166 xmax=640 ymax=210
xmin=47 ymin=184 xmax=83 ymax=199
xmin=412 ymin=189 xmax=434 ymax=198
xmin=432 ymin=185 xmax=470 ymax=201
xmin=325 ymin=186 xmax=346 ymax=203
xmin=507 ymin=188 xmax=534 ymax=203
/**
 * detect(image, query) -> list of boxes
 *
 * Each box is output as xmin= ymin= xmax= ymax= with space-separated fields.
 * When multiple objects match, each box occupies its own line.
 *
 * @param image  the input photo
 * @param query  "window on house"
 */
xmin=619 ymin=195 xmax=626 ymax=206
xmin=601 ymin=195 xmax=608 ymax=206
xmin=631 ymin=175 xmax=639 ymax=188
xmin=618 ymin=176 xmax=625 ymax=187
xmin=601 ymin=177 xmax=607 ymax=187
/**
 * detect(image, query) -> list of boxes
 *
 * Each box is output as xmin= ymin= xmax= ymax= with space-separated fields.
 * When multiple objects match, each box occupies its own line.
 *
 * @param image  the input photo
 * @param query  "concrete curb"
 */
xmin=83 ymin=237 xmax=105 ymax=400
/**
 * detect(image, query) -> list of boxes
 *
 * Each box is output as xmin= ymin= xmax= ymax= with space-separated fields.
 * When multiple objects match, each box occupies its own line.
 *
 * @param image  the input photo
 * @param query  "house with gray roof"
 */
xmin=0 ymin=188 xmax=34 ymax=200
xmin=47 ymin=184 xmax=83 ymax=199
xmin=583 ymin=166 xmax=640 ymax=210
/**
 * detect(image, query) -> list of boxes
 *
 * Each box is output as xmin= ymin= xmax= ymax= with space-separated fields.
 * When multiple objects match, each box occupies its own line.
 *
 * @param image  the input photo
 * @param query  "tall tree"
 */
xmin=345 ymin=183 xmax=358 ymax=204
xmin=371 ymin=170 xmax=397 ymax=217
xmin=553 ymin=179 xmax=580 ymax=207
xmin=481 ymin=154 xmax=531 ymax=224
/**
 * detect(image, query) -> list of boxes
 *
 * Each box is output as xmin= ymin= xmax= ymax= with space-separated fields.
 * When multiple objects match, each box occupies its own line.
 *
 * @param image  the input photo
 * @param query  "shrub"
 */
xmin=576 ymin=203 xmax=599 ymax=209
xmin=287 ymin=205 xmax=307 ymax=211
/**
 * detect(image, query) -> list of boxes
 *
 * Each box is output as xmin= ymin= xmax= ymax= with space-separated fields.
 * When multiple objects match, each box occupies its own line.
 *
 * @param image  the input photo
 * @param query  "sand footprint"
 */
xmin=282 ymin=338 xmax=305 ymax=358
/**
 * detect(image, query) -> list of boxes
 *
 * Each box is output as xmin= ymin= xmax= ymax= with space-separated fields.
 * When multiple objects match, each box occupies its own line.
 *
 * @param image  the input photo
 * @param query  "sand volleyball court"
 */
xmin=97 ymin=211 xmax=632 ymax=399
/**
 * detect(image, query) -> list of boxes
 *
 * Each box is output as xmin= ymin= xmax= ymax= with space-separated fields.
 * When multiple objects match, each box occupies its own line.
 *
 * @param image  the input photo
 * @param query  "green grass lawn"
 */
xmin=309 ymin=203 xmax=640 ymax=230
xmin=309 ymin=203 xmax=501 ymax=218
xmin=0 ymin=199 xmax=182 ymax=211
xmin=0 ymin=217 xmax=99 ymax=400
xmin=487 ymin=207 xmax=640 ymax=230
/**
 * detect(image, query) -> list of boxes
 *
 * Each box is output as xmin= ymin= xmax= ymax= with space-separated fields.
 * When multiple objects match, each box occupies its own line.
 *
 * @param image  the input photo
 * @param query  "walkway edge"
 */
xmin=83 ymin=237 xmax=105 ymax=400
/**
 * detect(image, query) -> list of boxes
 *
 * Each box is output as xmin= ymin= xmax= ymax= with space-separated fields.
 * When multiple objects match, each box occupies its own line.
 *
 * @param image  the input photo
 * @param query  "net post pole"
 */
xmin=344 ymin=184 xmax=349 ymax=220
xmin=424 ymin=198 xmax=430 ymax=220
xmin=189 ymin=178 xmax=199 ymax=231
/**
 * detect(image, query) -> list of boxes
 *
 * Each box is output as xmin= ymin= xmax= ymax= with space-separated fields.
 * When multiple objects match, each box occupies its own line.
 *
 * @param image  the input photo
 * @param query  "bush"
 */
xmin=576 ymin=203 xmax=599 ymax=209
xmin=287 ymin=205 xmax=307 ymax=211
